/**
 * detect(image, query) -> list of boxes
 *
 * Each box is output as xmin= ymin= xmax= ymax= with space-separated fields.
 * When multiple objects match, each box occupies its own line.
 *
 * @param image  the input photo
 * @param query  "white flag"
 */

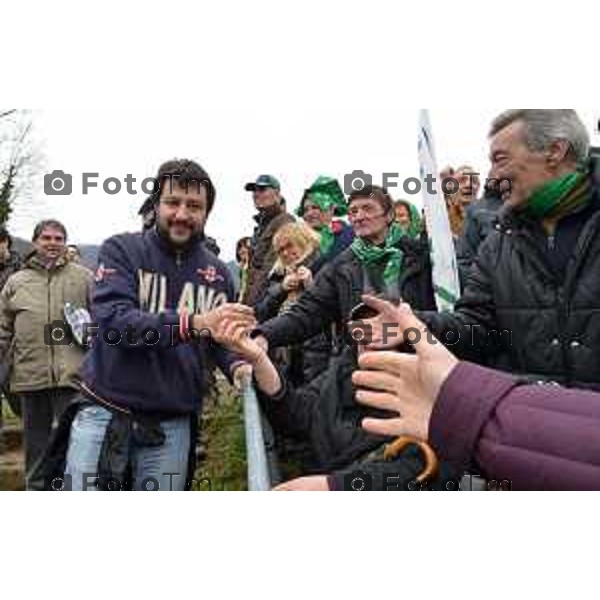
xmin=418 ymin=109 xmax=461 ymax=312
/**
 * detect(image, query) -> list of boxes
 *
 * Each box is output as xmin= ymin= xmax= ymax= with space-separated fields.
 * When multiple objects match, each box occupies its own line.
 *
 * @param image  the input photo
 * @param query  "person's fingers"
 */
xmin=352 ymin=370 xmax=402 ymax=394
xmin=355 ymin=390 xmax=400 ymax=413
xmin=220 ymin=320 xmax=239 ymax=342
xmin=362 ymin=417 xmax=408 ymax=438
xmin=227 ymin=304 xmax=255 ymax=316
xmin=361 ymin=294 xmax=396 ymax=315
xmin=224 ymin=316 xmax=256 ymax=331
xmin=232 ymin=323 xmax=252 ymax=341
xmin=220 ymin=314 xmax=256 ymax=329
xmin=358 ymin=351 xmax=417 ymax=375
xmin=383 ymin=304 xmax=438 ymax=356
xmin=219 ymin=311 xmax=255 ymax=326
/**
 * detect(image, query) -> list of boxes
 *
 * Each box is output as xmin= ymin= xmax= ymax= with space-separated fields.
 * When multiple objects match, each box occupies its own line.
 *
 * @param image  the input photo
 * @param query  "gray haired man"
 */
xmin=364 ymin=110 xmax=600 ymax=390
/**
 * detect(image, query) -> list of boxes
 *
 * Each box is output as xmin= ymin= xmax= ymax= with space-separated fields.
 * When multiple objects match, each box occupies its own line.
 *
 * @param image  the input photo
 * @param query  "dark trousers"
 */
xmin=19 ymin=388 xmax=76 ymax=491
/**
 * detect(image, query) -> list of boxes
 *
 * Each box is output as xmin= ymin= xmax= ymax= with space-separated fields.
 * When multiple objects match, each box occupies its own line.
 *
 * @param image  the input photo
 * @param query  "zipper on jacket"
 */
xmin=48 ymin=270 xmax=58 ymax=386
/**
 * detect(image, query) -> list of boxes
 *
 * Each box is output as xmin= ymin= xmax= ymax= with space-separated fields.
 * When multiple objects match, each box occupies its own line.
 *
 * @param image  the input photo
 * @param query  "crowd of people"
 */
xmin=1 ymin=109 xmax=599 ymax=491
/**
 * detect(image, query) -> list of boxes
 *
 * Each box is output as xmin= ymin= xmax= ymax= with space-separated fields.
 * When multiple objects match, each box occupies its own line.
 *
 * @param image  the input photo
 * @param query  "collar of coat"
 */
xmin=24 ymin=250 xmax=69 ymax=272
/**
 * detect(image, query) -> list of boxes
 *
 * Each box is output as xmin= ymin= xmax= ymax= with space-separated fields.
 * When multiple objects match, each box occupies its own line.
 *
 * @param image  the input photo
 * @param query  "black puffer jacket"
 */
xmin=257 ymin=236 xmax=436 ymax=349
xmin=422 ymin=180 xmax=600 ymax=390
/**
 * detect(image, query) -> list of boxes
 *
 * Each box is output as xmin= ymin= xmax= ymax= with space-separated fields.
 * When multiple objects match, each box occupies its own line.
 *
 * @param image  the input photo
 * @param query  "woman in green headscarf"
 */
xmin=394 ymin=199 xmax=423 ymax=239
xmin=297 ymin=176 xmax=354 ymax=261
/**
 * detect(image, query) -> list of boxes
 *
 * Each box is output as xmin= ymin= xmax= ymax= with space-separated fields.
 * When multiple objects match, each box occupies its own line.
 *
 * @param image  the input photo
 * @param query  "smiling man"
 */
xmin=0 ymin=220 xmax=92 ymax=490
xmin=366 ymin=110 xmax=600 ymax=390
xmin=62 ymin=160 xmax=254 ymax=491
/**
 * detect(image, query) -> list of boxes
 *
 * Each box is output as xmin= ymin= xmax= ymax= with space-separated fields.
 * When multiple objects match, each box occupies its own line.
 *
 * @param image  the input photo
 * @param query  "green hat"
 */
xmin=297 ymin=176 xmax=347 ymax=217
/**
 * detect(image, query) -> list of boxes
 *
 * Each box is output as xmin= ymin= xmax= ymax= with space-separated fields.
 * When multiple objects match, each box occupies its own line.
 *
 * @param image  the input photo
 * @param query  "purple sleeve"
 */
xmin=430 ymin=363 xmax=600 ymax=490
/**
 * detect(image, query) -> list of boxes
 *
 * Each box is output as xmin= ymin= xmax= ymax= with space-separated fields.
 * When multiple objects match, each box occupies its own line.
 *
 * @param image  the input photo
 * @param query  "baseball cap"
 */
xmin=244 ymin=175 xmax=281 ymax=192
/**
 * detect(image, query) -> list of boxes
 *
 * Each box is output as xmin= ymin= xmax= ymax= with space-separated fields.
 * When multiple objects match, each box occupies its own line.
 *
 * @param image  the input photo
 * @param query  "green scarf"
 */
xmin=351 ymin=223 xmax=404 ymax=288
xmin=526 ymin=172 xmax=591 ymax=221
xmin=317 ymin=224 xmax=335 ymax=256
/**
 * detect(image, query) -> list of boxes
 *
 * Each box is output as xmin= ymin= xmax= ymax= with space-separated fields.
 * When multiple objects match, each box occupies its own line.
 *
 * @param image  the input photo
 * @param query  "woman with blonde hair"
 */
xmin=256 ymin=221 xmax=323 ymax=322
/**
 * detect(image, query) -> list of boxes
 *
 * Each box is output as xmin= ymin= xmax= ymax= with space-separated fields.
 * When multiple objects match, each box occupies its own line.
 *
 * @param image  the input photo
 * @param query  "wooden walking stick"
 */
xmin=384 ymin=436 xmax=440 ymax=484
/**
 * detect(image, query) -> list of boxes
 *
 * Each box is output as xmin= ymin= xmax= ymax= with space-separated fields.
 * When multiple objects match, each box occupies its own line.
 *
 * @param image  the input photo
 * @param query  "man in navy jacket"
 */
xmin=64 ymin=160 xmax=254 ymax=491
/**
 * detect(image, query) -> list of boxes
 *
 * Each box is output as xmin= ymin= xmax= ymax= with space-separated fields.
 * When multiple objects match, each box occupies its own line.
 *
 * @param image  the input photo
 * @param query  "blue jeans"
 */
xmin=65 ymin=404 xmax=192 ymax=491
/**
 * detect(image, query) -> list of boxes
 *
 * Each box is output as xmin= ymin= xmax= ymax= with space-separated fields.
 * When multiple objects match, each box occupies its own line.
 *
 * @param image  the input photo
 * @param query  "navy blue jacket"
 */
xmin=80 ymin=229 xmax=240 ymax=415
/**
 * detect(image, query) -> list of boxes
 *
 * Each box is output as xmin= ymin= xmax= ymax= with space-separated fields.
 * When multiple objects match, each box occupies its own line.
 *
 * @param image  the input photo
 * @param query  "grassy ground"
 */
xmin=193 ymin=380 xmax=248 ymax=491
xmin=0 ymin=384 xmax=249 ymax=492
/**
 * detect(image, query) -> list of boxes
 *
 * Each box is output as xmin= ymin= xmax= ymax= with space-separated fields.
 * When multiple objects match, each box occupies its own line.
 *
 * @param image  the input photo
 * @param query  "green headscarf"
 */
xmin=396 ymin=200 xmax=423 ymax=239
xmin=525 ymin=172 xmax=591 ymax=221
xmin=297 ymin=176 xmax=348 ymax=218
xmin=351 ymin=222 xmax=404 ymax=289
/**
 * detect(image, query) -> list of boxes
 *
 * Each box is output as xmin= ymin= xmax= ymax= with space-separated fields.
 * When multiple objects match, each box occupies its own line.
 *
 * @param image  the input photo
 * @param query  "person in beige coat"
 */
xmin=0 ymin=220 xmax=92 ymax=490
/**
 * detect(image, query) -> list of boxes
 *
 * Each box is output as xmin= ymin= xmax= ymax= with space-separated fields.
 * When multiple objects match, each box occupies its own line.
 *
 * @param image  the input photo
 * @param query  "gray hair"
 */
xmin=490 ymin=109 xmax=590 ymax=167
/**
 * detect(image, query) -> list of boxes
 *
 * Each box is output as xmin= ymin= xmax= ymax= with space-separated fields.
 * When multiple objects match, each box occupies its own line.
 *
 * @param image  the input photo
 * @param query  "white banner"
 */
xmin=418 ymin=109 xmax=461 ymax=311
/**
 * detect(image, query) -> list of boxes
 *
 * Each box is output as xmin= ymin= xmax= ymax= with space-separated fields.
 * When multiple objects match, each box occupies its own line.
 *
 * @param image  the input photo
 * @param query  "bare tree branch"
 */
xmin=0 ymin=110 xmax=39 ymax=228
xmin=0 ymin=109 xmax=17 ymax=120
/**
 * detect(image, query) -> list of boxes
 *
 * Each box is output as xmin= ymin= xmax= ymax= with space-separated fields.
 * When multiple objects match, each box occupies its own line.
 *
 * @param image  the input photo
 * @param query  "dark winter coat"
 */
xmin=257 ymin=235 xmax=436 ymax=350
xmin=243 ymin=205 xmax=295 ymax=306
xmin=421 ymin=178 xmax=600 ymax=390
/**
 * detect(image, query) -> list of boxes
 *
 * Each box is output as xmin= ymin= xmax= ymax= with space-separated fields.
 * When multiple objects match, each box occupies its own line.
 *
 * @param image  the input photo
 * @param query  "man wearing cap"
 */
xmin=297 ymin=176 xmax=354 ymax=263
xmin=242 ymin=175 xmax=295 ymax=306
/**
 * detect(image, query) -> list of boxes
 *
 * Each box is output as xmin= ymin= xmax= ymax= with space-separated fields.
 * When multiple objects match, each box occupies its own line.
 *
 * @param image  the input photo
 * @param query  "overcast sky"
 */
xmin=11 ymin=108 xmax=600 ymax=261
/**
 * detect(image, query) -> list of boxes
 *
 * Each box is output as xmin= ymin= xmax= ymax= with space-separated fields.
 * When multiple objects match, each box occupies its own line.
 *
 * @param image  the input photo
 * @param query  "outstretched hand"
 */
xmin=211 ymin=318 xmax=265 ymax=364
xmin=353 ymin=303 xmax=459 ymax=441
xmin=350 ymin=295 xmax=412 ymax=350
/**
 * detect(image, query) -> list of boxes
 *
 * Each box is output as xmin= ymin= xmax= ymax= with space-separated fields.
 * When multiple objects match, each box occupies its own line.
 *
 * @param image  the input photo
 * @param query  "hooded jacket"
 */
xmin=79 ymin=228 xmax=240 ymax=416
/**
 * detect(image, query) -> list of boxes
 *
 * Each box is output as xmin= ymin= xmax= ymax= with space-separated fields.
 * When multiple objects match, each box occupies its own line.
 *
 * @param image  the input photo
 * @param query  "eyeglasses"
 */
xmin=161 ymin=197 xmax=206 ymax=214
xmin=348 ymin=206 xmax=386 ymax=219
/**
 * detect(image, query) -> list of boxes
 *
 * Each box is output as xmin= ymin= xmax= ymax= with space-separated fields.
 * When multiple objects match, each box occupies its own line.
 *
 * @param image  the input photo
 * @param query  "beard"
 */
xmin=157 ymin=218 xmax=202 ymax=248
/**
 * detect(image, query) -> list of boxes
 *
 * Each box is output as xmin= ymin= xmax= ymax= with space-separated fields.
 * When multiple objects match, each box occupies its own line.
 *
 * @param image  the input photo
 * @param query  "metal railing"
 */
xmin=242 ymin=381 xmax=271 ymax=491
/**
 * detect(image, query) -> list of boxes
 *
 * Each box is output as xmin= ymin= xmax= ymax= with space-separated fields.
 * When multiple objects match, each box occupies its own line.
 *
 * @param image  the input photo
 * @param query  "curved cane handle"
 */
xmin=383 ymin=436 xmax=440 ymax=484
